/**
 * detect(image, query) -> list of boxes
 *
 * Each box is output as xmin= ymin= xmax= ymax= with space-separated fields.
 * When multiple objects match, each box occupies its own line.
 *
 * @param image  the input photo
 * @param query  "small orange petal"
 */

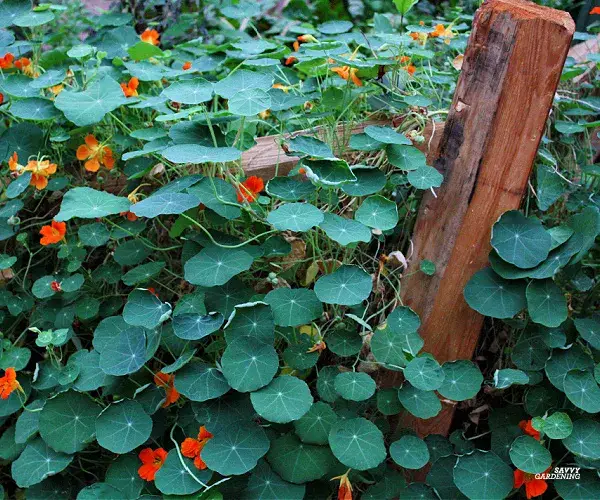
xmin=84 ymin=158 xmax=100 ymax=172
xmin=76 ymin=144 xmax=91 ymax=160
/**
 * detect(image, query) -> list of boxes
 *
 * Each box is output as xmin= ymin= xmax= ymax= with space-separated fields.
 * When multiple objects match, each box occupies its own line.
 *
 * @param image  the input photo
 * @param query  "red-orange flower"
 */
xmin=297 ymin=34 xmax=317 ymax=43
xmin=50 ymin=280 xmax=62 ymax=292
xmin=332 ymin=471 xmax=352 ymax=500
xmin=76 ymin=134 xmax=115 ymax=172
xmin=284 ymin=56 xmax=297 ymax=66
xmin=138 ymin=447 xmax=167 ymax=481
xmin=514 ymin=468 xmax=550 ymax=499
xmin=39 ymin=220 xmax=66 ymax=246
xmin=519 ymin=419 xmax=541 ymax=441
xmin=181 ymin=426 xmax=213 ymax=470
xmin=140 ymin=28 xmax=160 ymax=46
xmin=590 ymin=6 xmax=600 ymax=14
xmin=307 ymin=340 xmax=327 ymax=353
xmin=331 ymin=66 xmax=362 ymax=86
xmin=0 ymin=53 xmax=14 ymax=69
xmin=430 ymin=24 xmax=454 ymax=44
xmin=121 ymin=77 xmax=139 ymax=97
xmin=9 ymin=153 xmax=57 ymax=190
xmin=237 ymin=175 xmax=264 ymax=202
xmin=403 ymin=64 xmax=416 ymax=76
xmin=182 ymin=61 xmax=192 ymax=70
xmin=0 ymin=368 xmax=23 ymax=400
xmin=154 ymin=371 xmax=180 ymax=407
xmin=0 ymin=93 xmax=4 ymax=105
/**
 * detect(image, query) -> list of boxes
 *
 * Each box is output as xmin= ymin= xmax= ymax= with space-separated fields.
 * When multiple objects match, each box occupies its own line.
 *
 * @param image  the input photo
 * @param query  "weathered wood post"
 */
xmin=397 ymin=0 xmax=574 ymax=436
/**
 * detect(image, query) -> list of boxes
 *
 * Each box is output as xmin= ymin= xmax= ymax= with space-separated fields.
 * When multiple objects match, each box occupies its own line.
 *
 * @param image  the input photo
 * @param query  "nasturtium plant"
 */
xmin=0 ymin=0 xmax=596 ymax=498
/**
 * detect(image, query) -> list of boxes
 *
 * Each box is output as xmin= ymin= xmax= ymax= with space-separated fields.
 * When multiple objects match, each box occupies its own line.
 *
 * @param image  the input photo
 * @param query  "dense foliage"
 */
xmin=0 ymin=0 xmax=598 ymax=499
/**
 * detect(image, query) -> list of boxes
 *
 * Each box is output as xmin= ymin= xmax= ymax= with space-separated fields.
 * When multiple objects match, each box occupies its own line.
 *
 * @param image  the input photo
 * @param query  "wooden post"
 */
xmin=396 ymin=0 xmax=574 ymax=436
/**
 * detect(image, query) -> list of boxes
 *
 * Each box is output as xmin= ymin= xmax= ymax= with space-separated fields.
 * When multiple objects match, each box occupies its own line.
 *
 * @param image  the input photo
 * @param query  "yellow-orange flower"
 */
xmin=181 ymin=426 xmax=213 ymax=470
xmin=39 ymin=220 xmax=66 ymax=246
xmin=307 ymin=340 xmax=326 ymax=353
xmin=409 ymin=32 xmax=428 ymax=45
xmin=121 ymin=77 xmax=139 ymax=97
xmin=14 ymin=57 xmax=37 ymax=77
xmin=331 ymin=66 xmax=362 ymax=86
xmin=138 ymin=447 xmax=167 ymax=481
xmin=140 ymin=28 xmax=160 ymax=46
xmin=12 ymin=155 xmax=57 ymax=190
xmin=272 ymin=83 xmax=291 ymax=93
xmin=0 ymin=368 xmax=23 ymax=400
xmin=76 ymin=134 xmax=115 ymax=172
xmin=297 ymin=34 xmax=317 ymax=43
xmin=154 ymin=371 xmax=180 ymax=407
xmin=430 ymin=24 xmax=454 ymax=44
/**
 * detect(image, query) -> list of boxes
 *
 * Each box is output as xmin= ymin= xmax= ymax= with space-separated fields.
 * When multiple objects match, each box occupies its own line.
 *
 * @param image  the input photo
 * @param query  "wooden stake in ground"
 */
xmin=397 ymin=0 xmax=574 ymax=436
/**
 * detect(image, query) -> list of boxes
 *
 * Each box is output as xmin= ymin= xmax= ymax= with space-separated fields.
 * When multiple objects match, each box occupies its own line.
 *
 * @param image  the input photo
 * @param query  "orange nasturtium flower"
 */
xmin=430 ymin=23 xmax=454 ymax=44
xmin=121 ymin=77 xmax=139 ymax=97
xmin=403 ymin=64 xmax=416 ymax=76
xmin=181 ymin=426 xmax=214 ymax=470
xmin=154 ymin=371 xmax=180 ymax=407
xmin=514 ymin=467 xmax=550 ymax=499
xmin=519 ymin=419 xmax=541 ymax=440
xmin=138 ymin=447 xmax=168 ymax=481
xmin=182 ymin=61 xmax=192 ymax=70
xmin=0 ymin=93 xmax=3 ymax=106
xmin=0 ymin=368 xmax=24 ymax=400
xmin=307 ymin=340 xmax=327 ymax=353
xmin=237 ymin=175 xmax=264 ymax=202
xmin=39 ymin=220 xmax=67 ymax=246
xmin=331 ymin=471 xmax=353 ymax=500
xmin=76 ymin=134 xmax=115 ymax=172
xmin=590 ymin=7 xmax=600 ymax=14
xmin=140 ymin=28 xmax=160 ymax=46
xmin=272 ymin=83 xmax=291 ymax=93
xmin=9 ymin=153 xmax=58 ymax=190
xmin=297 ymin=34 xmax=318 ymax=43
xmin=331 ymin=65 xmax=362 ymax=86
xmin=0 ymin=52 xmax=14 ymax=69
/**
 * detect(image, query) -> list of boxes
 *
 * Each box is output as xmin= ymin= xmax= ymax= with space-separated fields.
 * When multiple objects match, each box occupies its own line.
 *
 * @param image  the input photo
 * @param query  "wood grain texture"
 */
xmin=396 ymin=0 xmax=574 ymax=436
xmin=241 ymin=121 xmax=444 ymax=179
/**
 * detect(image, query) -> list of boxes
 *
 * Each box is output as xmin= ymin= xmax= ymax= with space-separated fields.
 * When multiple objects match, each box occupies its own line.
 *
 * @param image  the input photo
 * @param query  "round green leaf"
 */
xmin=328 ymin=417 xmax=386 ymax=471
xmin=327 ymin=328 xmax=362 ymax=356
xmin=386 ymin=144 xmax=426 ymax=171
xmin=173 ymin=312 xmax=224 ymax=340
xmin=9 ymin=98 xmax=61 ymax=121
xmin=267 ymin=203 xmax=324 ymax=232
xmin=453 ymin=451 xmax=513 ymax=500
xmin=244 ymin=460 xmax=306 ymax=500
xmin=202 ymin=423 xmax=270 ymax=475
xmin=162 ymin=144 xmax=242 ymax=164
xmin=55 ymin=187 xmax=130 ymax=221
xmin=493 ymin=368 xmax=529 ymax=389
xmin=341 ymin=168 xmax=386 ymax=196
xmin=509 ymin=435 xmax=551 ymax=473
xmin=173 ymin=361 xmax=230 ymax=402
xmin=76 ymin=483 xmax=124 ymax=499
xmin=266 ymin=177 xmax=316 ymax=201
xmin=555 ymin=470 xmax=600 ymax=500
xmin=407 ymin=165 xmax=443 ymax=190
xmin=184 ymin=246 xmax=253 ymax=287
xmin=221 ymin=338 xmax=278 ymax=392
xmin=314 ymin=265 xmax=372 ymax=306
xmin=229 ymin=88 xmax=271 ymax=116
xmin=526 ymin=279 xmax=568 ymax=327
xmin=364 ymin=125 xmax=411 ymax=145
xmin=562 ymin=419 xmax=600 ymax=459
xmin=154 ymin=452 xmax=209 ymax=495
xmin=491 ymin=211 xmax=552 ymax=269
xmin=98 ymin=326 xmax=146 ymax=376
xmin=11 ymin=437 xmax=73 ymax=488
xmin=224 ymin=301 xmax=274 ymax=344
xmin=105 ymin=454 xmax=143 ymax=499
xmin=464 ymin=267 xmax=526 ymax=319
xmin=38 ymin=391 xmax=100 ymax=454
xmin=334 ymin=371 xmax=376 ymax=401
xmin=545 ymin=344 xmax=594 ymax=390
xmin=319 ymin=213 xmax=371 ymax=246
xmin=78 ymin=223 xmax=110 ymax=247
xmin=214 ymin=69 xmax=274 ymax=99
xmin=293 ymin=402 xmax=338 ymax=445
xmin=404 ymin=357 xmax=445 ymax=391
xmin=264 ymin=288 xmax=322 ymax=327
xmin=390 ymin=435 xmax=430 ymax=469
xmin=438 ymin=360 xmax=483 ymax=401
xmin=370 ymin=327 xmax=409 ymax=368
xmin=563 ymin=370 xmax=600 ymax=413
xmin=355 ymin=195 xmax=398 ymax=231
xmin=96 ymin=400 xmax=152 ymax=454
xmin=397 ymin=384 xmax=441 ymax=419
xmin=267 ymin=434 xmax=336 ymax=484
xmin=130 ymin=193 xmax=200 ymax=218
xmin=574 ymin=317 xmax=600 ymax=350
xmin=251 ymin=376 xmax=313 ymax=423
xmin=542 ymin=412 xmax=573 ymax=439
xmin=162 ymin=77 xmax=213 ymax=104
xmin=376 ymin=388 xmax=403 ymax=416
xmin=317 ymin=366 xmax=339 ymax=403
